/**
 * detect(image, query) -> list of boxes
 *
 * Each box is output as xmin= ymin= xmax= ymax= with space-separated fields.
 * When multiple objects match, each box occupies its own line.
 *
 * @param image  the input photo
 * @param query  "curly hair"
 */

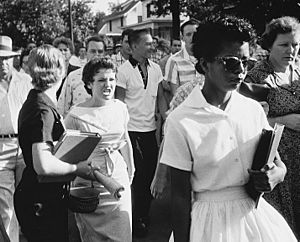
xmin=192 ymin=15 xmax=256 ymax=73
xmin=28 ymin=44 xmax=65 ymax=91
xmin=52 ymin=36 xmax=74 ymax=54
xmin=260 ymin=16 xmax=300 ymax=51
xmin=82 ymin=57 xmax=116 ymax=95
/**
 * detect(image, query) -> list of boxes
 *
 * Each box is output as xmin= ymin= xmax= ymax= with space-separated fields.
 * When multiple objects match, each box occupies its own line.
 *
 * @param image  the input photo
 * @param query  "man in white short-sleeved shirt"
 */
xmin=116 ymin=28 xmax=167 ymax=238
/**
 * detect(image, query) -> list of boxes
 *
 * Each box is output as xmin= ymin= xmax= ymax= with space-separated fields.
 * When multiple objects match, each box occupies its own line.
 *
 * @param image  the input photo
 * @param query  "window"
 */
xmin=147 ymin=4 xmax=151 ymax=18
xmin=109 ymin=20 xmax=112 ymax=31
xmin=120 ymin=17 xmax=123 ymax=27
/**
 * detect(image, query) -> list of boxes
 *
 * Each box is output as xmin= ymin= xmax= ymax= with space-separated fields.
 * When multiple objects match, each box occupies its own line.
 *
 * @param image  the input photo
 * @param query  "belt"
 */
xmin=0 ymin=134 xmax=18 ymax=139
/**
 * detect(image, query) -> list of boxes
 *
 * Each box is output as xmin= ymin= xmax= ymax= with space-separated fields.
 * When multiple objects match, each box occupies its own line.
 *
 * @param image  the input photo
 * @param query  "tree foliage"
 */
xmin=0 ymin=0 xmax=106 ymax=48
xmin=152 ymin=0 xmax=300 ymax=37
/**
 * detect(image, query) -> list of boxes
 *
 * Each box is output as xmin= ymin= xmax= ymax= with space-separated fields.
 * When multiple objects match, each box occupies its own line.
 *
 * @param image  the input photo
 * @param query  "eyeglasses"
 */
xmin=214 ymin=56 xmax=250 ymax=73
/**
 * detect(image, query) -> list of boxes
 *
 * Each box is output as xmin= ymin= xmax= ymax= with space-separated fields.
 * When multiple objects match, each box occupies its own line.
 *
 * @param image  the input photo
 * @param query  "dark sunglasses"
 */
xmin=214 ymin=56 xmax=250 ymax=73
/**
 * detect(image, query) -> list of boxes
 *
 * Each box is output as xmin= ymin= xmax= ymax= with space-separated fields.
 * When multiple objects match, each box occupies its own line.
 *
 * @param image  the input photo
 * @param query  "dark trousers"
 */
xmin=129 ymin=130 xmax=158 ymax=220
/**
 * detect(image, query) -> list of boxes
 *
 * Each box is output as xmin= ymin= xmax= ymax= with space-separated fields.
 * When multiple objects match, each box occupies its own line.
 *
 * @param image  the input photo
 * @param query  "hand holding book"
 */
xmin=245 ymin=123 xmax=285 ymax=208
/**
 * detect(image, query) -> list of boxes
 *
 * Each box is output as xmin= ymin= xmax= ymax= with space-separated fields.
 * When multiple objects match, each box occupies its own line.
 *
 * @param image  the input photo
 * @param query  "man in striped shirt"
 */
xmin=164 ymin=19 xmax=204 ymax=97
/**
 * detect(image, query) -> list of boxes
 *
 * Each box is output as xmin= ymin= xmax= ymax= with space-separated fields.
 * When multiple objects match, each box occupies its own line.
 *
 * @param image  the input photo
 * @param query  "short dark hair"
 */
xmin=121 ymin=28 xmax=134 ymax=41
xmin=52 ymin=36 xmax=74 ymax=54
xmin=180 ymin=19 xmax=200 ymax=34
xmin=82 ymin=57 xmax=115 ymax=95
xmin=192 ymin=15 xmax=256 ymax=73
xmin=20 ymin=48 xmax=31 ymax=67
xmin=128 ymin=28 xmax=150 ymax=47
xmin=85 ymin=35 xmax=106 ymax=51
xmin=260 ymin=16 xmax=300 ymax=51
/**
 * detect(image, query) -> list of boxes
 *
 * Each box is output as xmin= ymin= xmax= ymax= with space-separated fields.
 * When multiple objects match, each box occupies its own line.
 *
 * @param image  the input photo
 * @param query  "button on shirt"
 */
xmin=0 ymin=71 xmax=32 ymax=169
xmin=160 ymin=86 xmax=271 ymax=192
xmin=116 ymin=58 xmax=163 ymax=132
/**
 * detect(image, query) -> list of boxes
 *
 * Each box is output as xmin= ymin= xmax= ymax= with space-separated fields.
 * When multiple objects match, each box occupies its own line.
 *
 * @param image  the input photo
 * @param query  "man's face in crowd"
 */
xmin=0 ymin=56 xmax=14 ymax=81
xmin=182 ymin=24 xmax=198 ymax=53
xmin=57 ymin=43 xmax=72 ymax=64
xmin=86 ymin=41 xmax=105 ymax=61
xmin=132 ymin=33 xmax=154 ymax=59
xmin=121 ymin=35 xmax=131 ymax=56
xmin=171 ymin=40 xmax=182 ymax=54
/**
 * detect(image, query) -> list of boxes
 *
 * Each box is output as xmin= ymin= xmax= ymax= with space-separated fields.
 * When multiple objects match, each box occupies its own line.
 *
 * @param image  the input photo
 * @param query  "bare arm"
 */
xmin=268 ymin=114 xmax=300 ymax=131
xmin=32 ymin=142 xmax=94 ymax=179
xmin=119 ymin=131 xmax=135 ymax=183
xmin=151 ymin=139 xmax=170 ymax=199
xmin=170 ymin=166 xmax=191 ymax=242
xmin=115 ymin=86 xmax=126 ymax=102
xmin=170 ymin=83 xmax=179 ymax=97
xmin=157 ymin=82 xmax=168 ymax=121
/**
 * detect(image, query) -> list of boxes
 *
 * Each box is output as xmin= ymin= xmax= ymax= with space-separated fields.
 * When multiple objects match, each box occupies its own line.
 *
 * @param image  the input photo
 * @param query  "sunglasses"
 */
xmin=214 ymin=56 xmax=250 ymax=73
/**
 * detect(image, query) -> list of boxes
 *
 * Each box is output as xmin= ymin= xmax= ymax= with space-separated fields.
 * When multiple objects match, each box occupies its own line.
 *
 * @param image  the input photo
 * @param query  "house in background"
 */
xmin=98 ymin=0 xmax=187 ymax=41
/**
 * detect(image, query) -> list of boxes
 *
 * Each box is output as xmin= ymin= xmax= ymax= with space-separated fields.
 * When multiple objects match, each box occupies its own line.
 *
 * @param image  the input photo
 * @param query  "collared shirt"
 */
xmin=160 ymin=85 xmax=270 ymax=192
xmin=0 ymin=71 xmax=32 ymax=169
xmin=116 ymin=57 xmax=163 ymax=132
xmin=164 ymin=46 xmax=203 ymax=87
xmin=57 ymin=67 xmax=90 ymax=117
xmin=111 ymin=52 xmax=127 ymax=69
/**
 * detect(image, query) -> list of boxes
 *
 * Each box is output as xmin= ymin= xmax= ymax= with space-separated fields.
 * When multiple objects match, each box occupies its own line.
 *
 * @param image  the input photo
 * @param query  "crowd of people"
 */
xmin=1 ymin=13 xmax=300 ymax=242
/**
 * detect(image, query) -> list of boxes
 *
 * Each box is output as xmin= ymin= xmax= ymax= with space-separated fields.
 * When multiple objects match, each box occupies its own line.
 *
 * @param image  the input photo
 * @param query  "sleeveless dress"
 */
xmin=247 ymin=59 xmax=300 ymax=238
xmin=64 ymin=99 xmax=132 ymax=242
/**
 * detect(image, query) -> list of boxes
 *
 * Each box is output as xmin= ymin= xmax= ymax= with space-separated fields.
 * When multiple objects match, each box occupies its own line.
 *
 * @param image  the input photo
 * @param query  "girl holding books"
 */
xmin=160 ymin=16 xmax=296 ymax=242
xmin=15 ymin=45 xmax=94 ymax=242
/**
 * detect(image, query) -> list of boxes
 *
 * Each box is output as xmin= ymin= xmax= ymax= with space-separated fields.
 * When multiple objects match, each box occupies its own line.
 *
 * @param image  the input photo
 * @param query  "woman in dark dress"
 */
xmin=244 ymin=16 xmax=300 ymax=238
xmin=14 ymin=44 xmax=94 ymax=242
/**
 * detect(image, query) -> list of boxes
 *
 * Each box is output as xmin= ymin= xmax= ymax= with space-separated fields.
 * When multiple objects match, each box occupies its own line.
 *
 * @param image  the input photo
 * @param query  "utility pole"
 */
xmin=170 ymin=0 xmax=180 ymax=39
xmin=68 ymin=0 xmax=74 ymax=44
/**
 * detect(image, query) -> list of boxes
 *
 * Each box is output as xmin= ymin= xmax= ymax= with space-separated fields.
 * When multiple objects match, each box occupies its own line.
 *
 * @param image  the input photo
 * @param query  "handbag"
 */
xmin=68 ymin=181 xmax=100 ymax=213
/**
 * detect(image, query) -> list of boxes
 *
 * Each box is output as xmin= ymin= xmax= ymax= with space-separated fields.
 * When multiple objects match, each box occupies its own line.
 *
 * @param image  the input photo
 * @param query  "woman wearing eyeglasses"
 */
xmin=244 ymin=16 xmax=300 ymax=238
xmin=160 ymin=16 xmax=296 ymax=242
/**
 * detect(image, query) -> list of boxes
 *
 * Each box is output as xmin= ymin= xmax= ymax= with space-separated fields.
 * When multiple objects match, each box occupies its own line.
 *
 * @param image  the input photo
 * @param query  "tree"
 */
xmin=0 ymin=0 xmax=105 ymax=48
xmin=0 ymin=0 xmax=66 ymax=47
xmin=60 ymin=0 xmax=98 ymax=43
xmin=151 ymin=0 xmax=300 ymax=37
xmin=151 ymin=0 xmax=187 ymax=39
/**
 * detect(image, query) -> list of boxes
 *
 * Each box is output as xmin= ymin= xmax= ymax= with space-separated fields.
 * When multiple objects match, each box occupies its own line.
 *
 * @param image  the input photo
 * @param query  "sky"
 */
xmin=90 ymin=0 xmax=126 ymax=14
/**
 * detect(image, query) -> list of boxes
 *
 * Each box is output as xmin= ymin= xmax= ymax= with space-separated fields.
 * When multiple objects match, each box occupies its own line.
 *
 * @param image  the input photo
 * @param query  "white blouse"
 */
xmin=160 ymin=86 xmax=271 ymax=192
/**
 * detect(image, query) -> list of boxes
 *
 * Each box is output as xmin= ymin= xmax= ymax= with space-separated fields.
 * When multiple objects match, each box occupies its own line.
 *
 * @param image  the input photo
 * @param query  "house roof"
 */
xmin=103 ymin=0 xmax=139 ymax=21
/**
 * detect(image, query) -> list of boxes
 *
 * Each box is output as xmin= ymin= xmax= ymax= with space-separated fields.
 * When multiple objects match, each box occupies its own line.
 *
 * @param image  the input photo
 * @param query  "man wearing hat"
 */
xmin=0 ymin=35 xmax=32 ymax=242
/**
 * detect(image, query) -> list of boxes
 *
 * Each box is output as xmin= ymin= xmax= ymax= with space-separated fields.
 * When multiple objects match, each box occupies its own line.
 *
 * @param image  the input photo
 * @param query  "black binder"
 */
xmin=245 ymin=123 xmax=284 ymax=208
